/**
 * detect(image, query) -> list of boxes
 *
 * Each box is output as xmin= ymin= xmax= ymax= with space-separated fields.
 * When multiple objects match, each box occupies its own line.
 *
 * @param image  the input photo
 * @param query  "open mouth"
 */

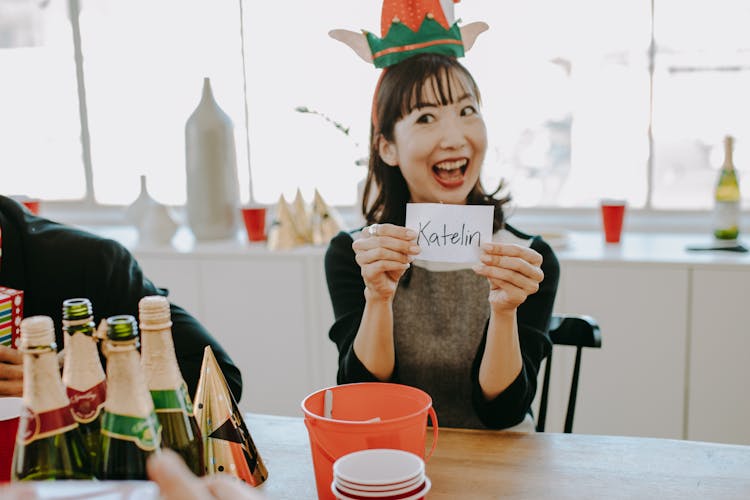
xmin=432 ymin=159 xmax=468 ymax=187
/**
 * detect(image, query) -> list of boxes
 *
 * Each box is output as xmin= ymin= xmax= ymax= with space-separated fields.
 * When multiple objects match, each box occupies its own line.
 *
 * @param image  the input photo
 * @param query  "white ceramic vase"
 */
xmin=185 ymin=77 xmax=241 ymax=240
xmin=125 ymin=175 xmax=178 ymax=246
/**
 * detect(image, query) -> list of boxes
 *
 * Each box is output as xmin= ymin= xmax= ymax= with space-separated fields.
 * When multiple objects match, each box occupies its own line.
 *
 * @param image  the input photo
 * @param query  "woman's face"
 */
xmin=378 ymin=71 xmax=487 ymax=205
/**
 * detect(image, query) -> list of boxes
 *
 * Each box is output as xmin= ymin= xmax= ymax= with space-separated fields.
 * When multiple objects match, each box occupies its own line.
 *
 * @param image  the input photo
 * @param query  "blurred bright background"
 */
xmin=0 ymin=0 xmax=748 ymax=214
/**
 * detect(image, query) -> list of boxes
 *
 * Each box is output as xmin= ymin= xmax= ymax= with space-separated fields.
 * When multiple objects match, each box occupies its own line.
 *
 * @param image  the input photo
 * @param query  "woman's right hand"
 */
xmin=0 ymin=345 xmax=23 ymax=396
xmin=148 ymin=449 xmax=265 ymax=500
xmin=353 ymin=223 xmax=420 ymax=302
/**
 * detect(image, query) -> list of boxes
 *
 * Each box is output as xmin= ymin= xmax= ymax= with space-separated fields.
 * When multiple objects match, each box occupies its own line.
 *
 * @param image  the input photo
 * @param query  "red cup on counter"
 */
xmin=0 ymin=397 xmax=23 ymax=482
xmin=241 ymin=207 xmax=267 ymax=242
xmin=21 ymin=200 xmax=40 ymax=215
xmin=600 ymin=199 xmax=626 ymax=243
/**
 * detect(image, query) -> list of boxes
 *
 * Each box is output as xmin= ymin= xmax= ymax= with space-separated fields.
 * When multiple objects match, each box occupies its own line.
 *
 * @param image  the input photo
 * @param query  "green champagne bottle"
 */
xmin=139 ymin=296 xmax=205 ymax=476
xmin=61 ymin=298 xmax=106 ymax=477
xmin=12 ymin=316 xmax=93 ymax=481
xmin=713 ymin=135 xmax=741 ymax=241
xmin=100 ymin=315 xmax=162 ymax=480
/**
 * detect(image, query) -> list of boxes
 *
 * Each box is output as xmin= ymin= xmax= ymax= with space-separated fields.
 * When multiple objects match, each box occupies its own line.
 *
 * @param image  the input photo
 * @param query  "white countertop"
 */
xmin=552 ymin=231 xmax=750 ymax=269
xmin=87 ymin=225 xmax=750 ymax=270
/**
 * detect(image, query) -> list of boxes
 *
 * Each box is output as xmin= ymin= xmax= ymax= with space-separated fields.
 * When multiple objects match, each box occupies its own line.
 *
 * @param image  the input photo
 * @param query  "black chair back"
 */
xmin=536 ymin=314 xmax=602 ymax=433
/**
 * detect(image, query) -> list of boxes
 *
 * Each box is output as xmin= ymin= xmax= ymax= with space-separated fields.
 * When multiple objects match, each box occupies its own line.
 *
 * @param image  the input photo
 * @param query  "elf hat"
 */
xmin=330 ymin=0 xmax=488 ymax=69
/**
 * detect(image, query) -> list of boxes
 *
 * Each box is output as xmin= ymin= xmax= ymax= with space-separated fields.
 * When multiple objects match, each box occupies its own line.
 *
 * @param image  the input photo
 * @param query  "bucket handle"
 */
xmin=304 ymin=409 xmax=439 ymax=464
xmin=425 ymin=406 xmax=438 ymax=461
xmin=304 ymin=417 xmax=337 ymax=465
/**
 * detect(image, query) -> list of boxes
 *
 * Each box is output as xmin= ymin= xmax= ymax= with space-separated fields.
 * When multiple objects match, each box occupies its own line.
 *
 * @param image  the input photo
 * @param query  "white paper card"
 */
xmin=405 ymin=203 xmax=493 ymax=263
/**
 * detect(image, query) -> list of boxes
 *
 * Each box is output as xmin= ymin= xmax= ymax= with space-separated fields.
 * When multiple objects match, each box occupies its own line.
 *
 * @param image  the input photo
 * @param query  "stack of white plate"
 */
xmin=331 ymin=449 xmax=431 ymax=500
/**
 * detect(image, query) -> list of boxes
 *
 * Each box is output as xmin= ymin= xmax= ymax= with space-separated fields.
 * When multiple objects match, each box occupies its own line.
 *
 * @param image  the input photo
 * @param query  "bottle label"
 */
xmin=18 ymin=405 xmax=78 ymax=445
xmin=101 ymin=411 xmax=161 ymax=451
xmin=713 ymin=201 xmax=740 ymax=239
xmin=151 ymin=382 xmax=194 ymax=415
xmin=67 ymin=380 xmax=107 ymax=423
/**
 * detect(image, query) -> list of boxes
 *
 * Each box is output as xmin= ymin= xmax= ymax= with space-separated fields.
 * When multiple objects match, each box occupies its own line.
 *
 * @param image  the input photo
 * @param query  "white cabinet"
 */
xmin=551 ymin=263 xmax=689 ymax=439
xmin=688 ymin=268 xmax=750 ymax=445
xmin=136 ymin=256 xmax=203 ymax=320
xmin=199 ymin=256 xmax=311 ymax=416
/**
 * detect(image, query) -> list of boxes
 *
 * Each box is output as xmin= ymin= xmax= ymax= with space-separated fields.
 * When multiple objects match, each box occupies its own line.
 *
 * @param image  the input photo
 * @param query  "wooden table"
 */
xmin=248 ymin=414 xmax=750 ymax=500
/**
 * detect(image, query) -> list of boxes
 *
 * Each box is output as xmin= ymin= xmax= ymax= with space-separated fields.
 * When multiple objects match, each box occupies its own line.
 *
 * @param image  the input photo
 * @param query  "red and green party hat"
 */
xmin=330 ymin=0 xmax=488 ymax=68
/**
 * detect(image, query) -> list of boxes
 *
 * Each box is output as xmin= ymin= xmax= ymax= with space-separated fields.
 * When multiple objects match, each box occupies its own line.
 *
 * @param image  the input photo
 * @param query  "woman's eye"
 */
xmin=461 ymin=105 xmax=477 ymax=117
xmin=416 ymin=113 xmax=436 ymax=124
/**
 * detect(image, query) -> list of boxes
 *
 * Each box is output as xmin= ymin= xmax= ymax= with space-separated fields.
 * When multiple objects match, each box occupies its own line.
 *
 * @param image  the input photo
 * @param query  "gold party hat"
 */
xmin=311 ymin=189 xmax=342 ymax=245
xmin=292 ymin=188 xmax=313 ymax=243
xmin=193 ymin=346 xmax=268 ymax=486
xmin=267 ymin=195 xmax=305 ymax=250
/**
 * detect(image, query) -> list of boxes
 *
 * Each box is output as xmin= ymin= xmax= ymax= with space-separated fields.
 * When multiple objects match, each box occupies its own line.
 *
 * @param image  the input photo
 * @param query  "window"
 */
xmin=0 ymin=0 xmax=83 ymax=199
xmin=1 ymin=1 xmax=748 ymax=211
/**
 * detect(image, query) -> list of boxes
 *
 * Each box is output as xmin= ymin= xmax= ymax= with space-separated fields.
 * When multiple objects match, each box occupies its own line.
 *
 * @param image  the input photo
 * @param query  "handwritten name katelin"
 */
xmin=417 ymin=221 xmax=482 ymax=247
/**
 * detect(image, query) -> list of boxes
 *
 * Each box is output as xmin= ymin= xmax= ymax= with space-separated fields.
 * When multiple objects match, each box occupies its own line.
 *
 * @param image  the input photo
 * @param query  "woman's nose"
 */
xmin=439 ymin=116 xmax=467 ymax=150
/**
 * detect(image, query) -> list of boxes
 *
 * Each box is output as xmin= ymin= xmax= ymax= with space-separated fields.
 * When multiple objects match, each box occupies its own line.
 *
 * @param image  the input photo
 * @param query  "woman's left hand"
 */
xmin=473 ymin=243 xmax=544 ymax=313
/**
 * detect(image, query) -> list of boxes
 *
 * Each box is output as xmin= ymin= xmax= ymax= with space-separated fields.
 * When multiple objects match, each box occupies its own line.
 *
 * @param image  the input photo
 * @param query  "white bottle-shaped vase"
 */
xmin=125 ymin=175 xmax=155 ymax=227
xmin=185 ymin=77 xmax=241 ymax=240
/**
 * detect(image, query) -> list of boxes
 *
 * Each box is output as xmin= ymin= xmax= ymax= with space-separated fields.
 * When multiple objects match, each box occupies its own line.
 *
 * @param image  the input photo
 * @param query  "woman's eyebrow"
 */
xmin=412 ymin=92 xmax=474 ymax=110
xmin=413 ymin=101 xmax=439 ymax=110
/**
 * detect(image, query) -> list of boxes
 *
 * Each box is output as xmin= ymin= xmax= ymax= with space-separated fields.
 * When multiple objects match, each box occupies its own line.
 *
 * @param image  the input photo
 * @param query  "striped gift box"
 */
xmin=0 ymin=286 xmax=23 ymax=348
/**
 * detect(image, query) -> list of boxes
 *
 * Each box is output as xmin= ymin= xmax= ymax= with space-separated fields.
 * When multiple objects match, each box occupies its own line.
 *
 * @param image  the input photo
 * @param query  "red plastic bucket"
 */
xmin=301 ymin=383 xmax=438 ymax=500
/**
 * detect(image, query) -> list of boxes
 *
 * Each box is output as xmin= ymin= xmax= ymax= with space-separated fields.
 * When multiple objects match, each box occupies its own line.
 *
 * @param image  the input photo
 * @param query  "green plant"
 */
xmin=295 ymin=106 xmax=367 ymax=165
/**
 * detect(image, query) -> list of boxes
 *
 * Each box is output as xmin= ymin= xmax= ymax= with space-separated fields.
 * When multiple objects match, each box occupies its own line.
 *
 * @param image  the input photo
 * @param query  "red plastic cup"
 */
xmin=21 ymin=200 xmax=40 ymax=215
xmin=241 ymin=207 xmax=267 ymax=242
xmin=600 ymin=199 xmax=626 ymax=243
xmin=0 ymin=397 xmax=23 ymax=482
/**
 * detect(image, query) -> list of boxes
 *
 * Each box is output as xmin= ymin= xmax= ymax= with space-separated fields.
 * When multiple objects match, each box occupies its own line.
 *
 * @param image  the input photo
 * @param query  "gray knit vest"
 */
xmin=392 ymin=265 xmax=490 ymax=428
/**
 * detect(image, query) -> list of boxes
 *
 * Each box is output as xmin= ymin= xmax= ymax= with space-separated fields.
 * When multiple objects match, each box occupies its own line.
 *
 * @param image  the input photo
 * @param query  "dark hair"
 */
xmin=362 ymin=53 xmax=510 ymax=232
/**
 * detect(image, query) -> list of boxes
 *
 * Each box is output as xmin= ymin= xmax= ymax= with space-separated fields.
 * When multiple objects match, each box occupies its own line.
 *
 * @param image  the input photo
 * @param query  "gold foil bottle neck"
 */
xmin=20 ymin=317 xmax=71 ymax=413
xmin=138 ymin=296 xmax=182 ymax=390
xmin=138 ymin=295 xmax=173 ymax=331
xmin=20 ymin=316 xmax=55 ymax=348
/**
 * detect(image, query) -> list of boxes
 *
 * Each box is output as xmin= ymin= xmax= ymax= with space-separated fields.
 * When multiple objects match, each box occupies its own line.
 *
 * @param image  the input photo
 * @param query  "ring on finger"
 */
xmin=368 ymin=223 xmax=380 ymax=237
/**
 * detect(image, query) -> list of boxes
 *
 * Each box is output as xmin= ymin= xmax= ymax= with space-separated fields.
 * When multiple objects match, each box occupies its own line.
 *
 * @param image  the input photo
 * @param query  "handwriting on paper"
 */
xmin=405 ymin=203 xmax=493 ymax=263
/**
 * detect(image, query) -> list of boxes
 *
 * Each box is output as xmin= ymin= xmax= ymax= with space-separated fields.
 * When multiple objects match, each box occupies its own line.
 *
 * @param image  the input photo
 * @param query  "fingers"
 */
xmin=477 ymin=254 xmax=544 ymax=285
xmin=0 ymin=348 xmax=24 ymax=396
xmin=362 ymin=223 xmax=416 ymax=241
xmin=480 ymin=242 xmax=543 ymax=267
xmin=473 ymin=243 xmax=544 ymax=299
xmin=354 ymin=226 xmax=420 ymax=264
xmin=354 ymin=224 xmax=420 ymax=302
xmin=0 ymin=380 xmax=23 ymax=396
xmin=473 ymin=264 xmax=541 ymax=295
xmin=206 ymin=475 xmax=266 ymax=500
xmin=361 ymin=260 xmax=411 ymax=282
xmin=362 ymin=261 xmax=411 ymax=299
xmin=0 ymin=345 xmax=22 ymax=364
xmin=354 ymin=230 xmax=419 ymax=258
xmin=0 ymin=484 xmax=36 ymax=500
xmin=147 ymin=449 xmax=205 ymax=500
xmin=148 ymin=450 xmax=266 ymax=500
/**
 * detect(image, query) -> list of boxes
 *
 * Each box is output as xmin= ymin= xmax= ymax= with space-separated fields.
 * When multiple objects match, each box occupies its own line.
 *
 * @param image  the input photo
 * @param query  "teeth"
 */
xmin=435 ymin=159 xmax=467 ymax=171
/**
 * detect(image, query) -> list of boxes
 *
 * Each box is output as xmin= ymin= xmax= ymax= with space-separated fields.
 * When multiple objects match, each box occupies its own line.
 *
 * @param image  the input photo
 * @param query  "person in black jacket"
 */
xmin=0 ymin=195 xmax=242 ymax=401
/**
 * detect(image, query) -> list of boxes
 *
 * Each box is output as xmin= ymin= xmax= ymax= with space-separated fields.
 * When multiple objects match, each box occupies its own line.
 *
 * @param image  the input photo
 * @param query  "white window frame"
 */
xmin=32 ymin=0 xmax=750 ymax=235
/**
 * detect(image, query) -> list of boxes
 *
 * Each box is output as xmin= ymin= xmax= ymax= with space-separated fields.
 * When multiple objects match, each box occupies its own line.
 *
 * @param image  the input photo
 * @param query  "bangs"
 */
xmin=375 ymin=53 xmax=482 ymax=137
xmin=399 ymin=64 xmax=479 ymax=117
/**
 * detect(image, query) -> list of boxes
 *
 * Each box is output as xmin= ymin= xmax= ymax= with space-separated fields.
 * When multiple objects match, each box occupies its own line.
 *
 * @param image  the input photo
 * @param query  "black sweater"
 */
xmin=0 ymin=195 xmax=242 ymax=401
xmin=325 ymin=224 xmax=558 ymax=429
